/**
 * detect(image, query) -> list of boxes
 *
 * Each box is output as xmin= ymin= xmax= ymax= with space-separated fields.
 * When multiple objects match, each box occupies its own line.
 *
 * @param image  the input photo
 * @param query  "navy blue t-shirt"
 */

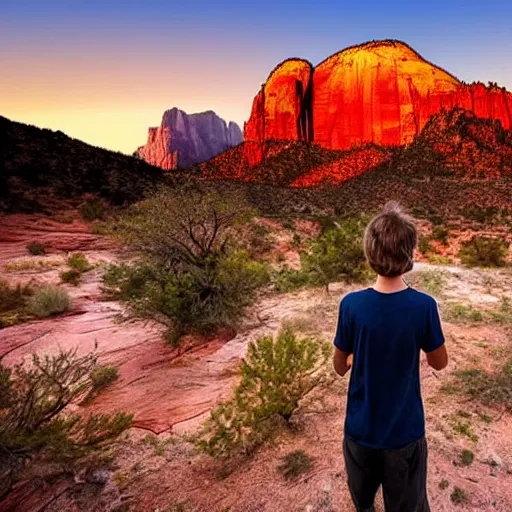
xmin=333 ymin=287 xmax=445 ymax=449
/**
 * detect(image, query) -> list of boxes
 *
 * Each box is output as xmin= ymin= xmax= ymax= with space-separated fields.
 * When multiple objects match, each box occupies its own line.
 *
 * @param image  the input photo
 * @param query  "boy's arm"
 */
xmin=333 ymin=347 xmax=352 ymax=376
xmin=425 ymin=344 xmax=448 ymax=371
xmin=333 ymin=298 xmax=353 ymax=377
xmin=422 ymin=298 xmax=448 ymax=371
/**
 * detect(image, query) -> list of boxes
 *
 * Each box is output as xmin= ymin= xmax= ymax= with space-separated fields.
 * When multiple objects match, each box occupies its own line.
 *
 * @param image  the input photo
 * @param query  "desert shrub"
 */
xmin=461 ymin=205 xmax=501 ymax=224
xmin=67 ymin=253 xmax=93 ymax=273
xmin=273 ymin=267 xmax=310 ymax=292
xmin=439 ymin=479 xmax=450 ymax=490
xmin=451 ymin=361 xmax=512 ymax=411
xmin=80 ymin=197 xmax=106 ymax=221
xmin=278 ymin=450 xmax=313 ymax=480
xmin=300 ymin=216 xmax=372 ymax=288
xmin=432 ymin=226 xmax=449 ymax=245
xmin=196 ymin=328 xmax=330 ymax=459
xmin=418 ymin=235 xmax=433 ymax=255
xmin=60 ymin=269 xmax=82 ymax=286
xmin=0 ymin=349 xmax=131 ymax=461
xmin=90 ymin=365 xmax=119 ymax=391
xmin=450 ymin=487 xmax=468 ymax=505
xmin=26 ymin=241 xmax=46 ymax=255
xmin=105 ymin=188 xmax=268 ymax=343
xmin=104 ymin=252 xmax=268 ymax=344
xmin=459 ymin=449 xmax=474 ymax=466
xmin=27 ymin=285 xmax=70 ymax=318
xmin=0 ymin=280 xmax=32 ymax=327
xmin=459 ymin=236 xmax=508 ymax=267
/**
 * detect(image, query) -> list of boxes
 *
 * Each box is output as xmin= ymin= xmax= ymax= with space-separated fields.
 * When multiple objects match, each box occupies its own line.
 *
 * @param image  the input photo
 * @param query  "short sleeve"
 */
xmin=422 ymin=299 xmax=445 ymax=353
xmin=333 ymin=299 xmax=353 ymax=353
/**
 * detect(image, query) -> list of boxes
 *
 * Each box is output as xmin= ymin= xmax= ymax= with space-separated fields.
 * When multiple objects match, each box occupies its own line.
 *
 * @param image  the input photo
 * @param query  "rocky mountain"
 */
xmin=243 ymin=40 xmax=512 ymax=167
xmin=137 ymin=108 xmax=243 ymax=170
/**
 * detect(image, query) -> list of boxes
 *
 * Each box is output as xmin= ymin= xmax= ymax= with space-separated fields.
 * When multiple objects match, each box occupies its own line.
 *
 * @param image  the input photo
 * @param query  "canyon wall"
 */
xmin=244 ymin=40 xmax=512 ymax=164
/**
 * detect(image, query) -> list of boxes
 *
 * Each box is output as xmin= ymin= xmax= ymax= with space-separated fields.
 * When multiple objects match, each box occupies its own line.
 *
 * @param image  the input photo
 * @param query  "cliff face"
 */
xmin=244 ymin=40 xmax=512 ymax=164
xmin=244 ymin=59 xmax=313 ymax=165
xmin=138 ymin=108 xmax=243 ymax=170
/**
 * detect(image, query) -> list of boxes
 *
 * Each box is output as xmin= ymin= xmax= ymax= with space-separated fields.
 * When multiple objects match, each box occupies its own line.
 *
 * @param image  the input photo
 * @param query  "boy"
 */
xmin=333 ymin=202 xmax=448 ymax=512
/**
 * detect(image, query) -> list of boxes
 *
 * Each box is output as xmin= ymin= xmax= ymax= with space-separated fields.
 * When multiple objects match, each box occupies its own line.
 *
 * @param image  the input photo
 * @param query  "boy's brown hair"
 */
xmin=364 ymin=201 xmax=417 ymax=277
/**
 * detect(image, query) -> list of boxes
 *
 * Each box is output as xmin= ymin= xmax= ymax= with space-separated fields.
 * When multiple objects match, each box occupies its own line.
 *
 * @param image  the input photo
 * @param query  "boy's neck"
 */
xmin=373 ymin=275 xmax=407 ymax=294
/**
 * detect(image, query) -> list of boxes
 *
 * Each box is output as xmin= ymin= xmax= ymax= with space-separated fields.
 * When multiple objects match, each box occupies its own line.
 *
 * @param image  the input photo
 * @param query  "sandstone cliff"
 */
xmin=244 ymin=40 xmax=512 ymax=164
xmin=138 ymin=108 xmax=243 ymax=170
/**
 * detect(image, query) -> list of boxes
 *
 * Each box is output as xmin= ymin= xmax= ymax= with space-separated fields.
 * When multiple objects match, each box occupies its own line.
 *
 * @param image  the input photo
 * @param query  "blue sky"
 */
xmin=1 ymin=0 xmax=511 ymax=152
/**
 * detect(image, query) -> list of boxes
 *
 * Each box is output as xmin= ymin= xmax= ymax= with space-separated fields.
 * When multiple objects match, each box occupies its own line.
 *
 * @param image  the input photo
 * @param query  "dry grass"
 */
xmin=5 ymin=258 xmax=62 ymax=272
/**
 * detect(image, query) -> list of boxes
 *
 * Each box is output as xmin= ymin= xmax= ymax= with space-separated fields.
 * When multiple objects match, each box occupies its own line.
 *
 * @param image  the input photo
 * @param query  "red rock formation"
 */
xmin=244 ymin=59 xmax=313 ymax=165
xmin=243 ymin=40 xmax=512 ymax=165
xmin=138 ymin=108 xmax=243 ymax=170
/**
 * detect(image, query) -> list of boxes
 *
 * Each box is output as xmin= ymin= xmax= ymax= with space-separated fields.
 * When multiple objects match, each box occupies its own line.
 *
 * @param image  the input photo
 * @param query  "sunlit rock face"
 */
xmin=138 ymin=108 xmax=243 ymax=170
xmin=244 ymin=59 xmax=313 ymax=165
xmin=244 ymin=40 xmax=512 ymax=162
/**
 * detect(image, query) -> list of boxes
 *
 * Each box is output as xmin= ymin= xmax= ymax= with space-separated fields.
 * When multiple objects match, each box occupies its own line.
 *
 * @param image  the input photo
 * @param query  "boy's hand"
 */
xmin=333 ymin=347 xmax=352 ymax=377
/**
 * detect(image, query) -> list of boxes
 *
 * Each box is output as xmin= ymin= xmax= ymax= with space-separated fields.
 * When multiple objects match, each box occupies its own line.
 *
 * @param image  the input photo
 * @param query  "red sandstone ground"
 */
xmin=1 ymin=214 xmax=512 ymax=511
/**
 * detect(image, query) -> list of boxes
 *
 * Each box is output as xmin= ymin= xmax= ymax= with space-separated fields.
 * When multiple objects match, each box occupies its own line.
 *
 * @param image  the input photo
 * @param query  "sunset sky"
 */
xmin=1 ymin=0 xmax=512 ymax=154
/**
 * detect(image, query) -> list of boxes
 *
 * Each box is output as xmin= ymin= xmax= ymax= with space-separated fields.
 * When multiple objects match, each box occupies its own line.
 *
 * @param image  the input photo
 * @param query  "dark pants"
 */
xmin=343 ymin=436 xmax=430 ymax=512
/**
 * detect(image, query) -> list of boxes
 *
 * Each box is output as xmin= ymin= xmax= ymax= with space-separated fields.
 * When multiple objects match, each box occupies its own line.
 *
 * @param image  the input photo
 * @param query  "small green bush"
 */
xmin=27 ymin=286 xmax=70 ymax=318
xmin=60 ymin=269 xmax=82 ymax=286
xmin=439 ymin=479 xmax=450 ymax=490
xmin=0 ymin=349 xmax=131 ymax=462
xmin=418 ymin=235 xmax=433 ymax=255
xmin=90 ymin=365 xmax=119 ymax=391
xmin=278 ymin=450 xmax=313 ymax=480
xmin=444 ymin=302 xmax=484 ymax=323
xmin=80 ymin=198 xmax=106 ymax=221
xmin=432 ymin=226 xmax=449 ymax=246
xmin=274 ymin=267 xmax=310 ymax=292
xmin=459 ymin=449 xmax=474 ymax=466
xmin=103 ymin=252 xmax=268 ymax=344
xmin=0 ymin=280 xmax=32 ymax=327
xmin=450 ymin=487 xmax=468 ymax=505
xmin=26 ymin=241 xmax=46 ymax=255
xmin=67 ymin=253 xmax=93 ymax=273
xmin=461 ymin=205 xmax=501 ymax=224
xmin=197 ymin=329 xmax=330 ymax=459
xmin=300 ymin=216 xmax=372 ymax=288
xmin=459 ymin=236 xmax=508 ymax=267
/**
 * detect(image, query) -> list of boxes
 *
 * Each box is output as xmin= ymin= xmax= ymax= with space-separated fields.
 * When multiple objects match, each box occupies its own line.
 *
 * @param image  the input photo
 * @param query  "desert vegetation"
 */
xmin=103 ymin=187 xmax=268 ymax=344
xmin=0 ymin=348 xmax=130 ymax=498
xmin=196 ymin=328 xmax=331 ymax=459
xmin=0 ymin=280 xmax=71 ymax=326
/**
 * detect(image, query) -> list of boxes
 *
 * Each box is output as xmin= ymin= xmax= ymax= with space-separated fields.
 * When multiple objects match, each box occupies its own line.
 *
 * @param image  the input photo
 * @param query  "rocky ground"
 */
xmin=1 ymin=213 xmax=511 ymax=511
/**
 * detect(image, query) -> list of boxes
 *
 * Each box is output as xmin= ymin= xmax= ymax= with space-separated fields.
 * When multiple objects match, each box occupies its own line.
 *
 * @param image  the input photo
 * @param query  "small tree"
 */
xmin=114 ymin=186 xmax=252 ymax=273
xmin=197 ymin=328 xmax=330 ymax=459
xmin=106 ymin=187 xmax=268 ymax=343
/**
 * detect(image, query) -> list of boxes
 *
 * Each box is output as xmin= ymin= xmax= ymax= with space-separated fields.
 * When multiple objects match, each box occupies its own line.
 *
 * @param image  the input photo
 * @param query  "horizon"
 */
xmin=1 ymin=0 xmax=512 ymax=154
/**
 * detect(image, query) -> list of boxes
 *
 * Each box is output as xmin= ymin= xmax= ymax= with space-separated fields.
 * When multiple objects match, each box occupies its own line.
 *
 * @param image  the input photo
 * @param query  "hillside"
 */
xmin=0 ymin=116 xmax=176 ymax=213
xmin=200 ymin=108 xmax=512 ymax=189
